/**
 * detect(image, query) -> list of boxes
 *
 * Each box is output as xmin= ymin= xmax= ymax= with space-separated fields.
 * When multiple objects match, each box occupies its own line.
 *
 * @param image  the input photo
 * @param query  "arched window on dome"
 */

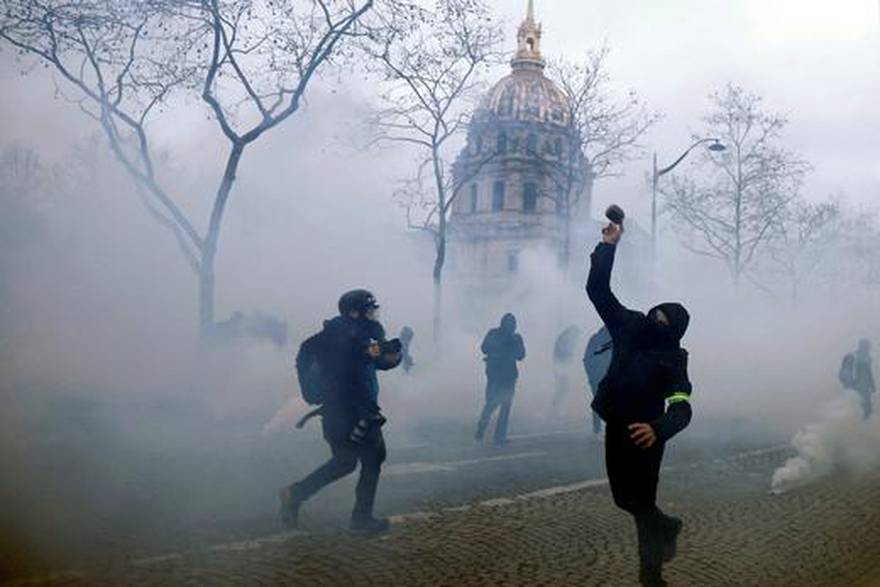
xmin=526 ymin=133 xmax=538 ymax=156
xmin=553 ymin=138 xmax=563 ymax=157
xmin=469 ymin=184 xmax=478 ymax=213
xmin=497 ymin=131 xmax=508 ymax=155
xmin=500 ymin=91 xmax=514 ymax=116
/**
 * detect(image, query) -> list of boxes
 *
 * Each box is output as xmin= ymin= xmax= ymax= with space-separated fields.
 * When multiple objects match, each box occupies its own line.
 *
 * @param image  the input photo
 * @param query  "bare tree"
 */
xmin=545 ymin=46 xmax=660 ymax=269
xmin=825 ymin=204 xmax=880 ymax=294
xmin=767 ymin=195 xmax=839 ymax=303
xmin=663 ymin=84 xmax=811 ymax=287
xmin=366 ymin=0 xmax=502 ymax=339
xmin=1 ymin=0 xmax=376 ymax=334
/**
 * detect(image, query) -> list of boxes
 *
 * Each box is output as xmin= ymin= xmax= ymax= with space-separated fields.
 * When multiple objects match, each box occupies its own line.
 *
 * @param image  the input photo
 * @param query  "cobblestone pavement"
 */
xmin=7 ymin=448 xmax=880 ymax=587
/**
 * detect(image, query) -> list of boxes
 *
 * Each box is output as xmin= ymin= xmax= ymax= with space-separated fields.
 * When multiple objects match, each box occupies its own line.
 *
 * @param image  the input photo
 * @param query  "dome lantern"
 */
xmin=511 ymin=0 xmax=545 ymax=72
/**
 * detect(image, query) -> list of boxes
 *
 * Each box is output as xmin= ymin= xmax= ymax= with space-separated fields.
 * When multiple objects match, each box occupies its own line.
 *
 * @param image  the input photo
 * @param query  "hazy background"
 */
xmin=1 ymin=0 xmax=878 ymax=577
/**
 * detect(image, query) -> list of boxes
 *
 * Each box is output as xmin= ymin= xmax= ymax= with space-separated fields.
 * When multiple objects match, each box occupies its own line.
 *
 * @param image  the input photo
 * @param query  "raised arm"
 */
xmin=586 ymin=241 xmax=629 ymax=335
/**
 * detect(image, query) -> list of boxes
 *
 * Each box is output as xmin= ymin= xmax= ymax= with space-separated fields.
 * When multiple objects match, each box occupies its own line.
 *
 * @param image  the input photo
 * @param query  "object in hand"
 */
xmin=380 ymin=338 xmax=402 ymax=355
xmin=605 ymin=204 xmax=625 ymax=225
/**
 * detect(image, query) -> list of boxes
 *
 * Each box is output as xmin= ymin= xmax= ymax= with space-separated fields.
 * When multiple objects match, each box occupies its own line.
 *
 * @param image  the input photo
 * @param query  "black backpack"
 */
xmin=295 ymin=330 xmax=330 ymax=405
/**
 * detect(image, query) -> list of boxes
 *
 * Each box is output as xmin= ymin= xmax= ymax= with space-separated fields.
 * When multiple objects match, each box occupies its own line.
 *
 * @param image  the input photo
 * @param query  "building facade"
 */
xmin=449 ymin=1 xmax=588 ymax=285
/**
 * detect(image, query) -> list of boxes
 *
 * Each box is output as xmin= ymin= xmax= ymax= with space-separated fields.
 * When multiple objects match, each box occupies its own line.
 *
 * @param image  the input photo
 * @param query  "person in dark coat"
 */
xmin=280 ymin=290 xmax=401 ymax=534
xmin=475 ymin=313 xmax=526 ymax=445
xmin=840 ymin=339 xmax=875 ymax=420
xmin=551 ymin=325 xmax=582 ymax=414
xmin=583 ymin=325 xmax=613 ymax=437
xmin=586 ymin=222 xmax=693 ymax=587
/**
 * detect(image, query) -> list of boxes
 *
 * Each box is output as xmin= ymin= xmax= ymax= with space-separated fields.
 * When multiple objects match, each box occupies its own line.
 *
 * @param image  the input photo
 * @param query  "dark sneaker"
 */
xmin=663 ymin=517 xmax=683 ymax=562
xmin=279 ymin=486 xmax=302 ymax=529
xmin=349 ymin=516 xmax=391 ymax=535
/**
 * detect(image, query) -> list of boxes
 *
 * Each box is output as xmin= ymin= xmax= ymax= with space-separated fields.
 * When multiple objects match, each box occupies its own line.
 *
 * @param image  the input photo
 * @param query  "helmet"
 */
xmin=338 ymin=289 xmax=380 ymax=315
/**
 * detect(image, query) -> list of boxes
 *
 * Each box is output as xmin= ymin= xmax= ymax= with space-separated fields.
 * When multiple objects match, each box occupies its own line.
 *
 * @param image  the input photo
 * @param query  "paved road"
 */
xmin=6 ymin=444 xmax=880 ymax=586
xmin=1 ymin=394 xmax=782 ymax=582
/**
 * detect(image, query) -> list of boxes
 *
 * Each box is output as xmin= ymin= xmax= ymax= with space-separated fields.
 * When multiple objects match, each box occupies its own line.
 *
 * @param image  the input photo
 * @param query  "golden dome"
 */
xmin=477 ymin=69 xmax=571 ymax=128
xmin=474 ymin=1 xmax=570 ymax=128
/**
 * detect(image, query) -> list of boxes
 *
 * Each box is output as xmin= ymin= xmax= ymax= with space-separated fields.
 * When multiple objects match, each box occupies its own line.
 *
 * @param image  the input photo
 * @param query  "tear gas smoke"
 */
xmin=771 ymin=392 xmax=880 ymax=494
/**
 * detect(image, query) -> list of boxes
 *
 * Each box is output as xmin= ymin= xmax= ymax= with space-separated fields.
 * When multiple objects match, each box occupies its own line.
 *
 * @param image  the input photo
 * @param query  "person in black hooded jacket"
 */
xmin=475 ymin=313 xmax=526 ymax=445
xmin=586 ymin=222 xmax=693 ymax=587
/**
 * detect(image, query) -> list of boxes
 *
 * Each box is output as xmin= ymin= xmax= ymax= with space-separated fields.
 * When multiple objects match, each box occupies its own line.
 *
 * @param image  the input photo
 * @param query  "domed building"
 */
xmin=449 ymin=1 xmax=590 ymax=285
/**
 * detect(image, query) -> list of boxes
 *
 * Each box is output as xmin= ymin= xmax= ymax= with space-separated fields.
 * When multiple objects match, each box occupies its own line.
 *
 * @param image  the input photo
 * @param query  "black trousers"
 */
xmin=291 ymin=427 xmax=387 ymax=519
xmin=605 ymin=422 xmax=676 ymax=575
xmin=476 ymin=378 xmax=516 ymax=442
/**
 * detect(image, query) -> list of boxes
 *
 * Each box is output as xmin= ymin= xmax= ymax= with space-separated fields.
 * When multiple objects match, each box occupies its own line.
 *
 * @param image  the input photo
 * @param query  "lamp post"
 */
xmin=651 ymin=138 xmax=726 ymax=258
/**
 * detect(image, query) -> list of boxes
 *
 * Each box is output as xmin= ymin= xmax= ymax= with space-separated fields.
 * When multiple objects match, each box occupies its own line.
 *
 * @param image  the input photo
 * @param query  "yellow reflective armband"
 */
xmin=665 ymin=392 xmax=691 ymax=406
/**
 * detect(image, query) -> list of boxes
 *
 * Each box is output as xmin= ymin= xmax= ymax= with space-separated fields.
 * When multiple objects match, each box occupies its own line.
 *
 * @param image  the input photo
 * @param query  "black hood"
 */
xmin=500 ymin=313 xmax=517 ymax=334
xmin=648 ymin=302 xmax=690 ymax=343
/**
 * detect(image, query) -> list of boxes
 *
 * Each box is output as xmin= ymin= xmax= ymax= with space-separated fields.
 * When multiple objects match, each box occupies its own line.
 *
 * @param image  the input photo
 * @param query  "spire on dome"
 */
xmin=511 ymin=0 xmax=544 ymax=72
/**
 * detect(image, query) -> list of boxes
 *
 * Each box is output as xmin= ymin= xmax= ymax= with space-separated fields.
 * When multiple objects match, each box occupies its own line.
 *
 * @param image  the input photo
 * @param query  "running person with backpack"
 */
xmin=281 ymin=289 xmax=402 ymax=534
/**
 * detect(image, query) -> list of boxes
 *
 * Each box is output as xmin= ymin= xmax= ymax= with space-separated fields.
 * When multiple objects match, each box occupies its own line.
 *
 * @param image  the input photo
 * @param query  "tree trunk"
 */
xmin=199 ymin=141 xmax=245 ymax=335
xmin=431 ymin=144 xmax=447 ymax=343
xmin=432 ymin=222 xmax=446 ymax=343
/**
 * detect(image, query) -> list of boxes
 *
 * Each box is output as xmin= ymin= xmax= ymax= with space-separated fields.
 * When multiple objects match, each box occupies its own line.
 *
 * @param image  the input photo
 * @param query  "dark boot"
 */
xmin=350 ymin=515 xmax=391 ymax=534
xmin=636 ymin=514 xmax=666 ymax=586
xmin=639 ymin=566 xmax=667 ymax=587
xmin=663 ymin=516 xmax=683 ymax=563
xmin=279 ymin=484 xmax=304 ymax=529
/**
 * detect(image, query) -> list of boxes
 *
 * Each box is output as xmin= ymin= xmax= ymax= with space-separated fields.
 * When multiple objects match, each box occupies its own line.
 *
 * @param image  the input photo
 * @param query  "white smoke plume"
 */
xmin=771 ymin=391 xmax=880 ymax=494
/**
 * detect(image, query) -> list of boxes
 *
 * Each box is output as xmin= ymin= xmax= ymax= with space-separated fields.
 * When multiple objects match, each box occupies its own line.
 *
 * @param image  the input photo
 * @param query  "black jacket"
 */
xmin=481 ymin=328 xmax=526 ymax=384
xmin=320 ymin=315 xmax=396 ymax=440
xmin=586 ymin=242 xmax=692 ymax=442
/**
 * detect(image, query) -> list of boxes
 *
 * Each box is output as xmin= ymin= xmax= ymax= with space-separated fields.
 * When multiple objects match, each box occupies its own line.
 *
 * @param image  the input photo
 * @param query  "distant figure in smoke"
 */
xmin=839 ymin=339 xmax=875 ymax=420
xmin=475 ymin=313 xmax=526 ymax=445
xmin=210 ymin=311 xmax=288 ymax=347
xmin=399 ymin=326 xmax=415 ymax=374
xmin=586 ymin=220 xmax=693 ymax=587
xmin=280 ymin=289 xmax=402 ymax=534
xmin=551 ymin=325 xmax=581 ymax=413
xmin=583 ymin=325 xmax=613 ymax=437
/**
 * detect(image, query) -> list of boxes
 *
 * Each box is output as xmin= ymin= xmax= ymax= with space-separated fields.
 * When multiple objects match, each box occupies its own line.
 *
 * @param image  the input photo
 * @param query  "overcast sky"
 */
xmin=1 ymin=0 xmax=878 ymax=224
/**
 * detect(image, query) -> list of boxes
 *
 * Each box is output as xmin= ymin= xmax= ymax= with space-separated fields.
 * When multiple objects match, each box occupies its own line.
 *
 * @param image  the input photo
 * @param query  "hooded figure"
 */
xmin=476 ymin=313 xmax=526 ymax=444
xmin=587 ymin=229 xmax=693 ymax=587
xmin=840 ymin=339 xmax=875 ymax=420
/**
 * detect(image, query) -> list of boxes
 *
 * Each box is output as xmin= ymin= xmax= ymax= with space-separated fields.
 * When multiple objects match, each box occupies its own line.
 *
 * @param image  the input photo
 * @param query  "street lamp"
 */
xmin=651 ymin=138 xmax=726 ymax=258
